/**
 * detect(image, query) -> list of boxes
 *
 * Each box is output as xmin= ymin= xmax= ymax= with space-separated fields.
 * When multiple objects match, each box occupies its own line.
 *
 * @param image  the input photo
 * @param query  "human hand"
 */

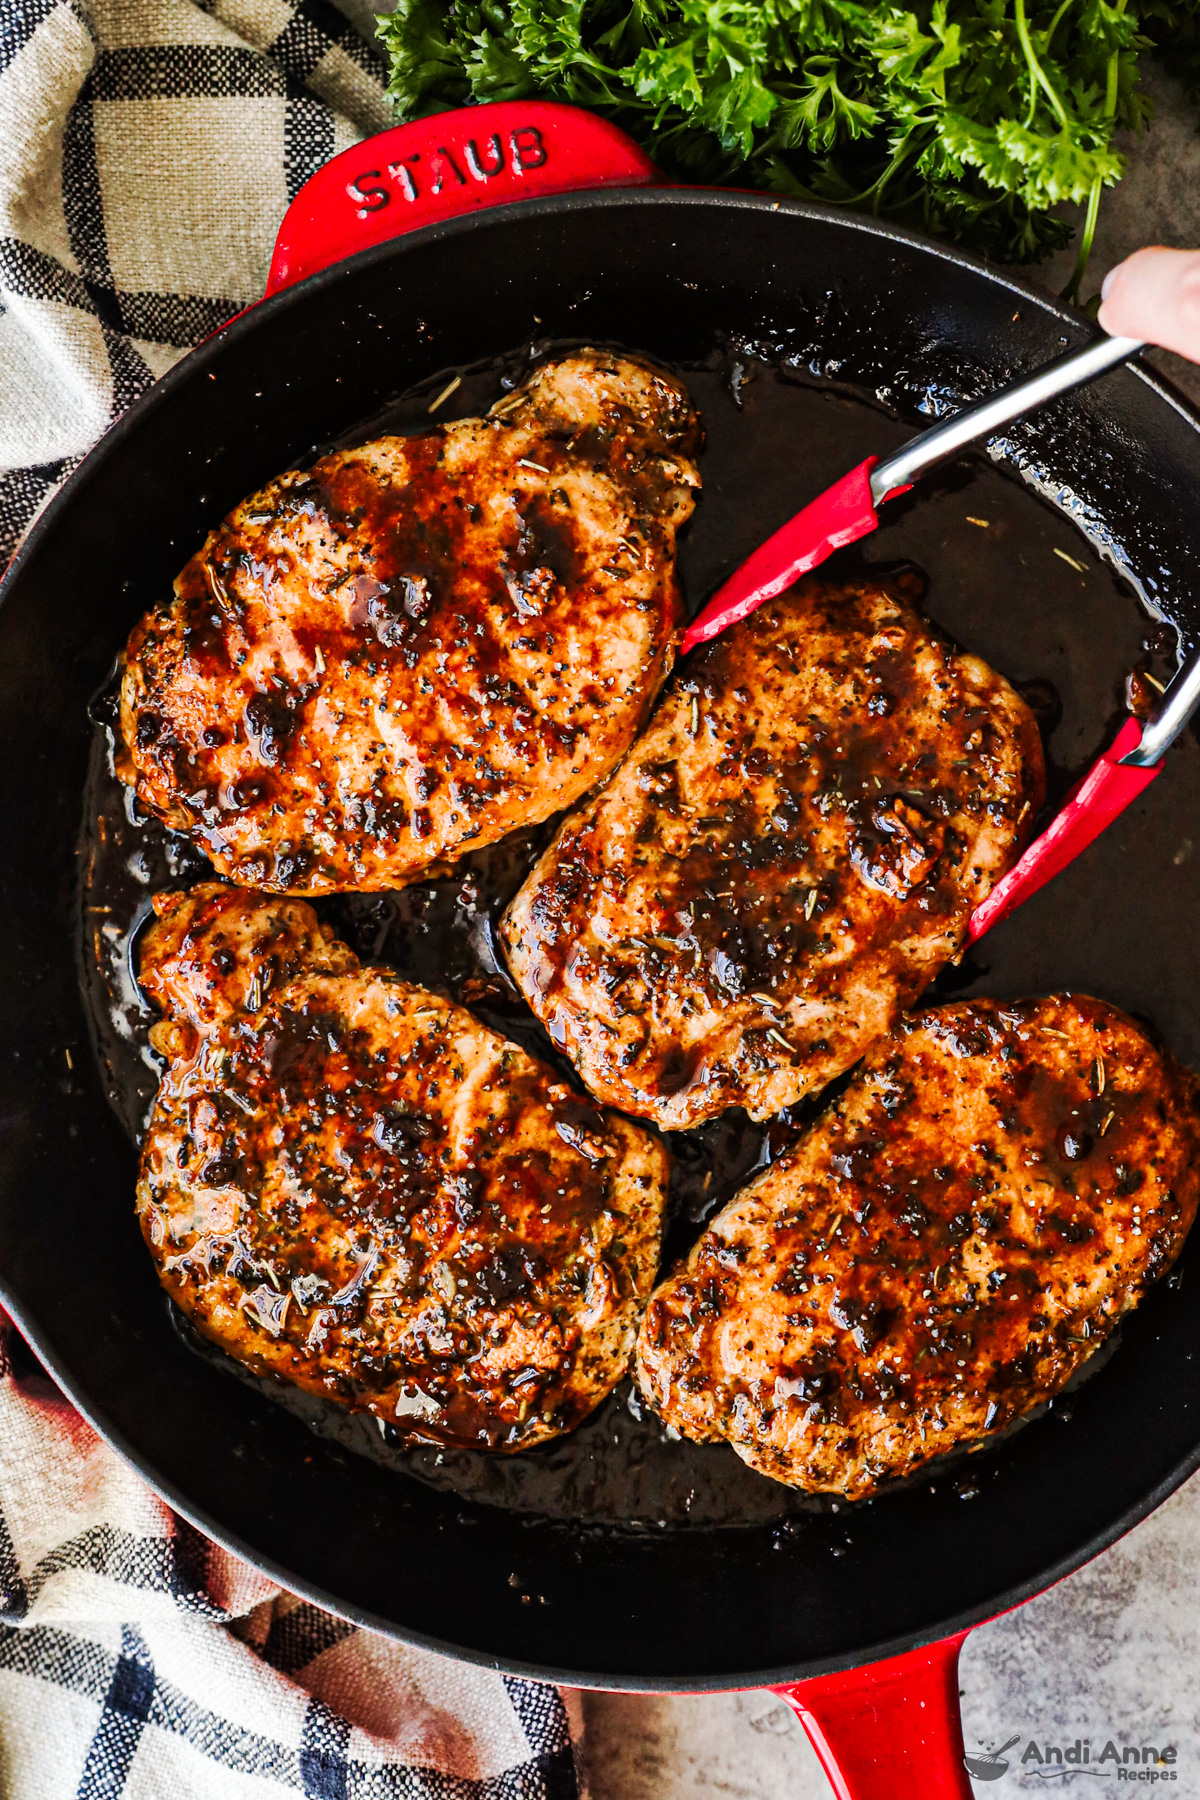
xmin=1098 ymin=247 xmax=1200 ymax=361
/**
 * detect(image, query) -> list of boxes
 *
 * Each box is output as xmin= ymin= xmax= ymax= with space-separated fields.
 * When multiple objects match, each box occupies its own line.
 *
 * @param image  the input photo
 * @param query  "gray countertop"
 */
xmin=582 ymin=1472 xmax=1200 ymax=1795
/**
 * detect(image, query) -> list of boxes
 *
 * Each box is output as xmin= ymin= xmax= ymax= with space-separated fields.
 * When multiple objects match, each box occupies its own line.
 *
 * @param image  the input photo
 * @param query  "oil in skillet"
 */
xmin=78 ymin=337 xmax=1190 ymax=1527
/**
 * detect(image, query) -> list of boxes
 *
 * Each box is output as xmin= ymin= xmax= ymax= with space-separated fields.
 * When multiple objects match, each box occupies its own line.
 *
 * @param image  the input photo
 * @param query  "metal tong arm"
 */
xmin=1122 ymin=649 xmax=1200 ymax=768
xmin=869 ymin=334 xmax=1145 ymax=505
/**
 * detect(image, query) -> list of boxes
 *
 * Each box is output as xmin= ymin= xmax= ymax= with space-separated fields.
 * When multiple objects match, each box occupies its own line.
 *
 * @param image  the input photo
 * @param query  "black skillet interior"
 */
xmin=4 ymin=189 xmax=1200 ymax=1688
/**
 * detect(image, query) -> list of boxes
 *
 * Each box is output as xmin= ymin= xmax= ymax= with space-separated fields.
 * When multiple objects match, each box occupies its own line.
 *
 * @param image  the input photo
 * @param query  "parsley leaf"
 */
xmin=376 ymin=0 xmax=1200 ymax=281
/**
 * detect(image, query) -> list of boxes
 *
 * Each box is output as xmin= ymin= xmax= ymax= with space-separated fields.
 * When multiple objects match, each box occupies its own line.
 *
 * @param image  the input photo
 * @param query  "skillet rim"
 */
xmin=3 ymin=183 xmax=1200 ymax=1690
xmin=11 ymin=182 xmax=1200 ymax=602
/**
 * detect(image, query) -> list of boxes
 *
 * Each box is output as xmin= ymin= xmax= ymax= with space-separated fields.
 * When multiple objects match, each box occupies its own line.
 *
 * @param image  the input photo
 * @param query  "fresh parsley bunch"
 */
xmin=377 ymin=0 xmax=1200 ymax=290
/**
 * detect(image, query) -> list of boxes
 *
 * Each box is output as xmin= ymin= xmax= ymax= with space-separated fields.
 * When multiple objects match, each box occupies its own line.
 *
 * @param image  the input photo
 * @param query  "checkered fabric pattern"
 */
xmin=0 ymin=1327 xmax=584 ymax=1797
xmin=0 ymin=0 xmax=396 ymax=560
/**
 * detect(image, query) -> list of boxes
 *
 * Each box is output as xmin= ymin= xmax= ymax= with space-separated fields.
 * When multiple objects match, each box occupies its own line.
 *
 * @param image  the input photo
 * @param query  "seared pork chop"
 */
xmin=118 ymin=352 xmax=700 ymax=893
xmin=503 ymin=575 xmax=1043 ymax=1129
xmin=636 ymin=996 xmax=1200 ymax=1498
xmin=137 ymin=883 xmax=670 ymax=1450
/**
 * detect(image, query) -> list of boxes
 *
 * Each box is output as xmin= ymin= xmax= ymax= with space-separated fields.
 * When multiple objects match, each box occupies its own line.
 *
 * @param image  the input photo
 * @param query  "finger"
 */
xmin=1098 ymin=246 xmax=1200 ymax=361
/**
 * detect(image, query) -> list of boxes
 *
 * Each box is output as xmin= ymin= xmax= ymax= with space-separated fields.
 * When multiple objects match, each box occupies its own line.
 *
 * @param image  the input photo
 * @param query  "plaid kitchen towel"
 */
xmin=0 ymin=0 xmax=396 ymax=561
xmin=0 ymin=1326 xmax=585 ymax=1797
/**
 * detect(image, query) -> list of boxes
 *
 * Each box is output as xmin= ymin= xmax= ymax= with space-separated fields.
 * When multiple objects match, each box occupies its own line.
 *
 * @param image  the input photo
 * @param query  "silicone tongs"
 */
xmin=680 ymin=332 xmax=1198 ymax=938
xmin=682 ymin=332 xmax=1146 ymax=652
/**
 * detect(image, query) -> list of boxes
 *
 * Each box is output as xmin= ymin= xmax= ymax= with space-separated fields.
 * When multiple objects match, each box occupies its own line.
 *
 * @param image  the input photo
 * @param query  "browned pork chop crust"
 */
xmin=118 ymin=352 xmax=700 ymax=894
xmin=636 ymin=996 xmax=1200 ymax=1498
xmin=502 ymin=575 xmax=1044 ymax=1129
xmin=137 ymin=883 xmax=670 ymax=1450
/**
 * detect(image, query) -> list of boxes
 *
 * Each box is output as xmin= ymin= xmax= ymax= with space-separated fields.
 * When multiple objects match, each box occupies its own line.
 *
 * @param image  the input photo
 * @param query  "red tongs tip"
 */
xmin=967 ymin=716 xmax=1162 ymax=941
xmin=681 ymin=605 xmax=752 ymax=657
xmin=681 ymin=457 xmax=882 ymax=654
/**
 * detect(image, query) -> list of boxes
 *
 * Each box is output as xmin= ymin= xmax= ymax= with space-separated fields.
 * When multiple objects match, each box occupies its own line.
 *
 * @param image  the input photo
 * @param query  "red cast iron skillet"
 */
xmin=4 ymin=101 xmax=1200 ymax=1798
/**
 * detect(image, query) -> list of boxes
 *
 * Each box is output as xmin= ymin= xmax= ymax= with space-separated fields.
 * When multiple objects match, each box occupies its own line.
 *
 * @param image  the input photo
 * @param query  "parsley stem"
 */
xmin=1062 ymin=178 xmax=1102 ymax=303
xmin=1105 ymin=42 xmax=1123 ymax=117
xmin=1043 ymin=0 xmax=1074 ymax=53
xmin=832 ymin=127 xmax=928 ymax=210
xmin=1014 ymin=0 xmax=1069 ymax=130
xmin=1061 ymin=30 xmax=1122 ymax=303
xmin=870 ymin=135 xmax=924 ymax=213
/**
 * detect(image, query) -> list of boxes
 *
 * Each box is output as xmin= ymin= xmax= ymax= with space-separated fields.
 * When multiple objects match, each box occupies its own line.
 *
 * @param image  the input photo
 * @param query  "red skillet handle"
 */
xmin=266 ymin=100 xmax=660 ymax=296
xmin=772 ymin=1631 xmax=974 ymax=1798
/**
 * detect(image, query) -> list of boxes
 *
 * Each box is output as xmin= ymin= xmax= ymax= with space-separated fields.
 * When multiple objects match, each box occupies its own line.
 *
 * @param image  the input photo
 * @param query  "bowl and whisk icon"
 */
xmin=964 ymin=1735 xmax=1022 ymax=1780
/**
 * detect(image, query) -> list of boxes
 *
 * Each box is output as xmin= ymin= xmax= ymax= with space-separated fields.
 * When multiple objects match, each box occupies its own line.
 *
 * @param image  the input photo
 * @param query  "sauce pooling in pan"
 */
xmin=79 ymin=337 xmax=1192 ymax=1528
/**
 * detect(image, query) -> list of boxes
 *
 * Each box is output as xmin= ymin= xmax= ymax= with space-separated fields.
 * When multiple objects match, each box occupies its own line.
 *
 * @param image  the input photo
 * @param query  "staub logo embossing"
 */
xmin=347 ymin=126 xmax=549 ymax=219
